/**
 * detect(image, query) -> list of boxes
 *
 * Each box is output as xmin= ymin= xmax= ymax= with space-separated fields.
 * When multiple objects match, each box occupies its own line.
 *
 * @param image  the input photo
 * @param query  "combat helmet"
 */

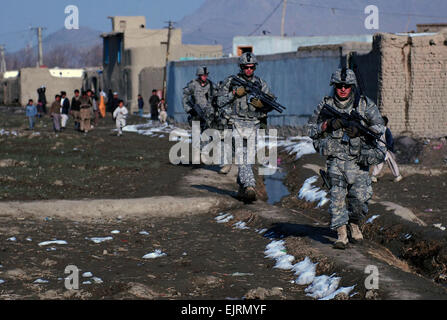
xmin=239 ymin=52 xmax=258 ymax=67
xmin=196 ymin=66 xmax=209 ymax=76
xmin=330 ymin=67 xmax=358 ymax=87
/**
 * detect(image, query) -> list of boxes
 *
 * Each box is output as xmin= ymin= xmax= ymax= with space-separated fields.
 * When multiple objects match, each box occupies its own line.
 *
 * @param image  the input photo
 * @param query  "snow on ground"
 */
xmin=233 ymin=221 xmax=249 ymax=230
xmin=215 ymin=213 xmax=234 ymax=223
xmin=33 ymin=278 xmax=49 ymax=284
xmin=0 ymin=129 xmax=19 ymax=136
xmin=433 ymin=223 xmax=446 ymax=231
xmin=142 ymin=249 xmax=167 ymax=259
xmin=38 ymin=240 xmax=68 ymax=246
xmin=86 ymin=236 xmax=113 ymax=243
xmin=298 ymin=176 xmax=329 ymax=207
xmin=263 ymin=240 xmax=355 ymax=300
xmin=277 ymin=136 xmax=316 ymax=160
xmin=366 ymin=215 xmax=380 ymax=224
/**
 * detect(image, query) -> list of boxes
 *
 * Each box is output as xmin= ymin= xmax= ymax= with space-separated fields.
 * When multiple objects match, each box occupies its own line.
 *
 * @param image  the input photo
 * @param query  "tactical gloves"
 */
xmin=234 ymin=86 xmax=247 ymax=97
xmin=329 ymin=118 xmax=344 ymax=130
xmin=346 ymin=126 xmax=360 ymax=138
xmin=250 ymin=98 xmax=264 ymax=108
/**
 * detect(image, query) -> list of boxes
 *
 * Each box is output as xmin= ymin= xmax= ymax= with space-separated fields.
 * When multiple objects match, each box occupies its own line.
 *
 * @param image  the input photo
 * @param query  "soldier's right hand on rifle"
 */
xmin=233 ymin=86 xmax=246 ymax=97
xmin=322 ymin=118 xmax=344 ymax=132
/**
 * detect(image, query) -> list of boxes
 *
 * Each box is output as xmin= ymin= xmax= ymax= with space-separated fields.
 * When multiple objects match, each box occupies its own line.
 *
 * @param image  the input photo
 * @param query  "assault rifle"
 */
xmin=319 ymin=103 xmax=392 ymax=151
xmin=230 ymin=77 xmax=286 ymax=113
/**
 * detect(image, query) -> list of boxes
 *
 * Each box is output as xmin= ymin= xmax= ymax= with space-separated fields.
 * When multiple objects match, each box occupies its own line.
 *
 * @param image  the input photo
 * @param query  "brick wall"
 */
xmin=375 ymin=32 xmax=447 ymax=138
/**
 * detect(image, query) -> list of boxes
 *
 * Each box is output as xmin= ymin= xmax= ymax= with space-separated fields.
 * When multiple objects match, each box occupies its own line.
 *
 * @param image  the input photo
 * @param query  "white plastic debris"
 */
xmin=142 ymin=249 xmax=167 ymax=259
xmin=215 ymin=213 xmax=233 ymax=223
xmin=33 ymin=279 xmax=49 ymax=284
xmin=233 ymin=221 xmax=249 ymax=230
xmin=38 ymin=240 xmax=67 ymax=246
xmin=366 ymin=215 xmax=380 ymax=224
xmin=87 ymin=237 xmax=113 ymax=243
xmin=298 ymin=176 xmax=329 ymax=207
xmin=82 ymin=272 xmax=93 ymax=278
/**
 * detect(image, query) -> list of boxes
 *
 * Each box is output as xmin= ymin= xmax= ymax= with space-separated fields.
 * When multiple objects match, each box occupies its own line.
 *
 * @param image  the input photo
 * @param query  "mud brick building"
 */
xmin=352 ymin=31 xmax=447 ymax=138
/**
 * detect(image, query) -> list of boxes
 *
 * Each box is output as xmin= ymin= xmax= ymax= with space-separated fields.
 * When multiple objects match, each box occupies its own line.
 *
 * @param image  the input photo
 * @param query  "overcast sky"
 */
xmin=0 ymin=0 xmax=205 ymax=51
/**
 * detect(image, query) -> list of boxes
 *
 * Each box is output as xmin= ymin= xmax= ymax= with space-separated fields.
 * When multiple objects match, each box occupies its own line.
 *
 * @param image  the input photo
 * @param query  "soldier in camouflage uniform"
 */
xmin=217 ymin=52 xmax=273 ymax=203
xmin=306 ymin=68 xmax=386 ymax=249
xmin=182 ymin=66 xmax=216 ymax=132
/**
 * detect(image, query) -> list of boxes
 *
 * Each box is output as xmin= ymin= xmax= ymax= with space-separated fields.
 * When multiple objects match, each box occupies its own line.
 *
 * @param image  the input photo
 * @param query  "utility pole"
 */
xmin=31 ymin=27 xmax=46 ymax=67
xmin=161 ymin=21 xmax=174 ymax=100
xmin=280 ymin=0 xmax=288 ymax=37
xmin=0 ymin=45 xmax=6 ymax=73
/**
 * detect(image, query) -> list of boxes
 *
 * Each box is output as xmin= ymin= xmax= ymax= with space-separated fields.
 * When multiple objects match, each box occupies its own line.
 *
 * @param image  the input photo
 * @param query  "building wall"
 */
xmin=0 ymin=77 xmax=20 ymax=105
xmin=233 ymin=35 xmax=373 ymax=56
xmin=166 ymin=51 xmax=342 ymax=126
xmin=375 ymin=32 xmax=447 ymax=138
xmin=19 ymin=68 xmax=83 ymax=106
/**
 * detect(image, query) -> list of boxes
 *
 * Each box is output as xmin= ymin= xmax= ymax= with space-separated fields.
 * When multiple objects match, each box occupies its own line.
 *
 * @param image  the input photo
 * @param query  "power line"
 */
xmin=288 ymin=0 xmax=447 ymax=19
xmin=248 ymin=0 xmax=284 ymax=36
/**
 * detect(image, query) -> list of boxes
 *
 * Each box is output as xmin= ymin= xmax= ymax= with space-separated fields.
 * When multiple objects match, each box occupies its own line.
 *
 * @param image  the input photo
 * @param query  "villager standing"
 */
xmin=49 ymin=94 xmax=62 ymax=133
xmin=306 ymin=68 xmax=386 ymax=249
xmin=25 ymin=99 xmax=37 ymax=130
xmin=71 ymin=89 xmax=81 ymax=131
xmin=79 ymin=90 xmax=93 ymax=134
xmin=149 ymin=90 xmax=160 ymax=121
xmin=60 ymin=91 xmax=70 ymax=130
xmin=138 ymin=94 xmax=144 ymax=117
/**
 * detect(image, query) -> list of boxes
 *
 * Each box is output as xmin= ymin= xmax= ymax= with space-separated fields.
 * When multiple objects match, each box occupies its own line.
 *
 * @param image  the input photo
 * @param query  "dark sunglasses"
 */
xmin=242 ymin=65 xmax=256 ymax=70
xmin=335 ymin=83 xmax=352 ymax=89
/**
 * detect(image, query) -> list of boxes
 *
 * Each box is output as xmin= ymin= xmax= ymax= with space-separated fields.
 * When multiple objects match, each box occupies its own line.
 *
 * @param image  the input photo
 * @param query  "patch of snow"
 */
xmin=139 ymin=231 xmax=150 ymax=235
xmin=433 ymin=223 xmax=446 ymax=231
xmin=233 ymin=221 xmax=249 ymax=230
xmin=33 ymin=278 xmax=49 ymax=284
xmin=142 ymin=249 xmax=166 ymax=259
xmin=215 ymin=213 xmax=233 ymax=223
xmin=110 ymin=230 xmax=120 ymax=234
xmin=278 ymin=136 xmax=316 ymax=160
xmin=38 ymin=240 xmax=67 ymax=246
xmin=305 ymin=274 xmax=341 ymax=299
xmin=82 ymin=272 xmax=93 ymax=278
xmin=319 ymin=285 xmax=356 ymax=300
xmin=366 ymin=215 xmax=380 ymax=224
xmin=87 ymin=237 xmax=113 ymax=243
xmin=298 ymin=176 xmax=329 ymax=207
xmin=274 ymin=254 xmax=295 ymax=270
xmin=7 ymin=237 xmax=16 ymax=241
xmin=92 ymin=277 xmax=103 ymax=284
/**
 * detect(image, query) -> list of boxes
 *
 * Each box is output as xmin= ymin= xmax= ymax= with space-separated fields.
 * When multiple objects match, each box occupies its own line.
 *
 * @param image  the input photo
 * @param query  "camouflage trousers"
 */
xmin=327 ymin=157 xmax=372 ymax=230
xmin=233 ymin=119 xmax=260 ymax=188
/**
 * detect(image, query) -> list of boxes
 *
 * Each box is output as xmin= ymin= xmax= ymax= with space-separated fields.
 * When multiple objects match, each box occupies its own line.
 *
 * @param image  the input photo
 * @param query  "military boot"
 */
xmin=333 ymin=225 xmax=348 ymax=250
xmin=219 ymin=164 xmax=232 ymax=175
xmin=349 ymin=223 xmax=364 ymax=243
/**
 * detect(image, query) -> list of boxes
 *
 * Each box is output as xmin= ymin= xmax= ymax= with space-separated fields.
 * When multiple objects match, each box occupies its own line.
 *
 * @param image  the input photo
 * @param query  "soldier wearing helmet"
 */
xmin=217 ymin=52 xmax=275 ymax=203
xmin=306 ymin=67 xmax=385 ymax=250
xmin=182 ymin=65 xmax=216 ymax=131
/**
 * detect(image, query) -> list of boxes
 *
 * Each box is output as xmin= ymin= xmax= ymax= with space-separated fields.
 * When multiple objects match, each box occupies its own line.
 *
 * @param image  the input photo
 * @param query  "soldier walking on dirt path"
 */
xmin=306 ymin=68 xmax=386 ymax=249
xmin=217 ymin=52 xmax=276 ymax=203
